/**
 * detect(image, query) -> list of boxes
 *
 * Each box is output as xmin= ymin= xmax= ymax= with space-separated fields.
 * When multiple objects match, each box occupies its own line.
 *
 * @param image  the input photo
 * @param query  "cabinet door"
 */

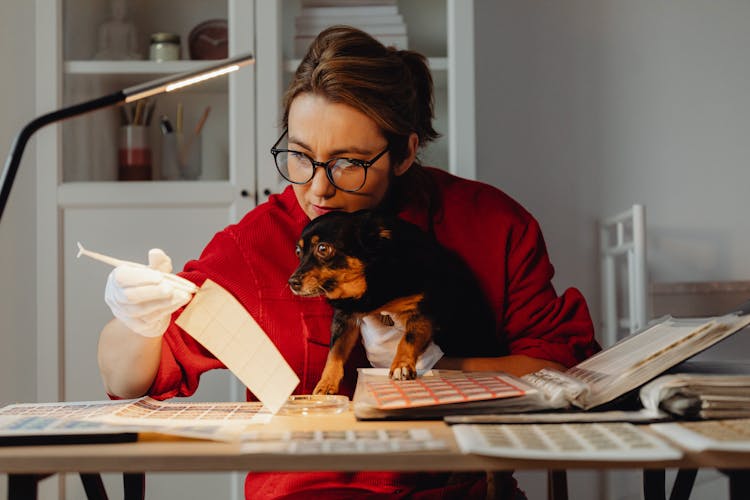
xmin=49 ymin=0 xmax=255 ymax=397
xmin=63 ymin=205 xmax=246 ymax=500
xmin=60 ymin=0 xmax=253 ymax=186
xmin=37 ymin=0 xmax=254 ymax=498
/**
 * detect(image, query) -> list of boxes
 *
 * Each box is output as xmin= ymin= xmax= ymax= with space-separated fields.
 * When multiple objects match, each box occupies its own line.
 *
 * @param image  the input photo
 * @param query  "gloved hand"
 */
xmin=359 ymin=312 xmax=444 ymax=371
xmin=104 ymin=249 xmax=193 ymax=338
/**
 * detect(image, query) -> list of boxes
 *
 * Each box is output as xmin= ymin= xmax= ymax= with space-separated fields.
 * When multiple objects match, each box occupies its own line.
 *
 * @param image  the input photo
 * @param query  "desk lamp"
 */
xmin=0 ymin=52 xmax=254 ymax=223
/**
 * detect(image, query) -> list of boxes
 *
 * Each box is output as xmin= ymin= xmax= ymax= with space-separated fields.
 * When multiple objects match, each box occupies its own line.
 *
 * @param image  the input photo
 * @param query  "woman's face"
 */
xmin=287 ymin=93 xmax=413 ymax=220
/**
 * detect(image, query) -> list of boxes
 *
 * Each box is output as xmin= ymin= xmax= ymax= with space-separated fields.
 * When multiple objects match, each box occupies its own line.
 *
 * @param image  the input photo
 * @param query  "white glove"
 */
xmin=104 ymin=249 xmax=193 ymax=338
xmin=359 ymin=312 xmax=444 ymax=371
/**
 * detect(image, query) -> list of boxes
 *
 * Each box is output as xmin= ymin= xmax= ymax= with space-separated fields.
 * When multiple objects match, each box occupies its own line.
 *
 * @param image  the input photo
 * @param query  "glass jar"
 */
xmin=149 ymin=32 xmax=181 ymax=62
xmin=118 ymin=125 xmax=152 ymax=181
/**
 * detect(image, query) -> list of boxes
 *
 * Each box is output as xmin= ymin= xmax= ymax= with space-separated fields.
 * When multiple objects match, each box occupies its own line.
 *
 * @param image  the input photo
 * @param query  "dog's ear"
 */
xmin=352 ymin=210 xmax=393 ymax=250
xmin=368 ymin=212 xmax=398 ymax=255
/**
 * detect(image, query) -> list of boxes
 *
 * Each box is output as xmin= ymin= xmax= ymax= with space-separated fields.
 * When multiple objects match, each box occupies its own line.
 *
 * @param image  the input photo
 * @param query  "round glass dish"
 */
xmin=277 ymin=395 xmax=349 ymax=416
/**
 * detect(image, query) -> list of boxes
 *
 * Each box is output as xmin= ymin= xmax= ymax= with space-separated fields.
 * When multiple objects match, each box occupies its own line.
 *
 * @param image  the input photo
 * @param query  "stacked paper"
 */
xmin=295 ymin=0 xmax=408 ymax=57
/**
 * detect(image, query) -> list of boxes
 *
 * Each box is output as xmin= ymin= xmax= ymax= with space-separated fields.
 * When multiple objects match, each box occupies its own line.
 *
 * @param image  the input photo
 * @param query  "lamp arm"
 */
xmin=0 ymin=52 xmax=254 ymax=224
xmin=0 ymin=90 xmax=126 ymax=222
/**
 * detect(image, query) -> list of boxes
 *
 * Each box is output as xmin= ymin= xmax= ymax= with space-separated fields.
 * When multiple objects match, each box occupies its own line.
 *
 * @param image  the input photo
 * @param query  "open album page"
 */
xmin=564 ymin=313 xmax=750 ymax=409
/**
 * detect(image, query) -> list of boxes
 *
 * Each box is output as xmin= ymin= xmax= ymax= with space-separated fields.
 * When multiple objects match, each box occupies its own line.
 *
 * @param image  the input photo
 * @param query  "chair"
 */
xmin=599 ymin=205 xmax=651 ymax=499
xmin=547 ymin=205 xmax=649 ymax=500
xmin=598 ymin=206 xmax=698 ymax=500
xmin=6 ymin=473 xmax=144 ymax=500
xmin=599 ymin=204 xmax=648 ymax=347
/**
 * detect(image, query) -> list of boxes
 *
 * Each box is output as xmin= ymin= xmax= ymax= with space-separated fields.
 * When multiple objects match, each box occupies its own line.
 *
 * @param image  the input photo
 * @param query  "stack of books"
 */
xmin=640 ymin=371 xmax=750 ymax=419
xmin=294 ymin=0 xmax=408 ymax=57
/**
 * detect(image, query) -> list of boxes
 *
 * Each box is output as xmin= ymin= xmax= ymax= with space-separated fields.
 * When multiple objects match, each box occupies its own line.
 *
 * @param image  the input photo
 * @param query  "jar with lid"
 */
xmin=149 ymin=33 xmax=181 ymax=62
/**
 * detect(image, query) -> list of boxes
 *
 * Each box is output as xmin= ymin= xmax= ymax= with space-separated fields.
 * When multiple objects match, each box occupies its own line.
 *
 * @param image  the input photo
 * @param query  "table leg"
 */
xmin=123 ymin=472 xmax=145 ymax=500
xmin=547 ymin=470 xmax=568 ymax=500
xmin=7 ymin=473 xmax=51 ymax=500
xmin=669 ymin=469 xmax=697 ymax=500
xmin=79 ymin=473 xmax=109 ymax=500
xmin=643 ymin=469 xmax=666 ymax=500
xmin=644 ymin=468 xmax=698 ymax=500
xmin=724 ymin=470 xmax=750 ymax=500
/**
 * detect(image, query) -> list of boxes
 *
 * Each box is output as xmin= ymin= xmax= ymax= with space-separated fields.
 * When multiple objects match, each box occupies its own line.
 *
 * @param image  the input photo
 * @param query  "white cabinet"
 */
xmin=36 ymin=1 xmax=253 ymax=498
xmin=37 ymin=0 xmax=255 ymax=391
xmin=34 ymin=1 xmax=474 ymax=498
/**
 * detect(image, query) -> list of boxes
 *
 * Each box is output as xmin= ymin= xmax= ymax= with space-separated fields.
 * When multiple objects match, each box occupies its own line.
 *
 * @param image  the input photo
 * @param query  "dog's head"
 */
xmin=288 ymin=210 xmax=393 ymax=300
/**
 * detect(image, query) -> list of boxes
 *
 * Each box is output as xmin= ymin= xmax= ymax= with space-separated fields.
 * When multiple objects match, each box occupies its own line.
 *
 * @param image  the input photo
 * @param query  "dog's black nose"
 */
xmin=288 ymin=275 xmax=302 ymax=292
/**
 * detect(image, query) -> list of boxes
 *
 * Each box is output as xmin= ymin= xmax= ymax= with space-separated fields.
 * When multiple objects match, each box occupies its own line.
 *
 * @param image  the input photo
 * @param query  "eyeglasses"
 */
xmin=270 ymin=129 xmax=389 ymax=193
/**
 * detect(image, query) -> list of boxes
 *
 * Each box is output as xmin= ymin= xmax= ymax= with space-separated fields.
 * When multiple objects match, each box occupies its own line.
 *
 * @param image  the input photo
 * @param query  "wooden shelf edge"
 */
xmin=58 ymin=181 xmax=237 ymax=208
xmin=65 ymin=60 xmax=224 ymax=75
xmin=283 ymin=56 xmax=448 ymax=73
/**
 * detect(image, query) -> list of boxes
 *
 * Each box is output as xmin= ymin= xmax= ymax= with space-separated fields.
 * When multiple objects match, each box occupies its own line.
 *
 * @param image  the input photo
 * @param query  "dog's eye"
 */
xmin=295 ymin=245 xmax=302 ymax=258
xmin=315 ymin=242 xmax=333 ymax=259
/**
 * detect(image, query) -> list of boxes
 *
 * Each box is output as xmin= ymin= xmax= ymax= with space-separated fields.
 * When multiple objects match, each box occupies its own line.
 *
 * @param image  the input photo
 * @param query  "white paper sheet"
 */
xmin=239 ymin=428 xmax=447 ymax=454
xmin=651 ymin=419 xmax=750 ymax=452
xmin=96 ymin=396 xmax=272 ymax=425
xmin=0 ymin=397 xmax=272 ymax=442
xmin=452 ymin=422 xmax=682 ymax=461
xmin=176 ymin=279 xmax=300 ymax=414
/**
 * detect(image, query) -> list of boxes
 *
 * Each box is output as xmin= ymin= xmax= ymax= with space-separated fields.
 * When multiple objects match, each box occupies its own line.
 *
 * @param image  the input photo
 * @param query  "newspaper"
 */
xmin=640 ymin=373 xmax=750 ymax=419
xmin=0 ymin=397 xmax=272 ymax=444
xmin=527 ymin=310 xmax=750 ymax=410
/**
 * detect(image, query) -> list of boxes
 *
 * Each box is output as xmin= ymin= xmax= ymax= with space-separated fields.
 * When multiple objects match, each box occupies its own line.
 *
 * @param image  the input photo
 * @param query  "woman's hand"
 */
xmin=99 ymin=249 xmax=192 ymax=398
xmin=104 ymin=249 xmax=192 ymax=338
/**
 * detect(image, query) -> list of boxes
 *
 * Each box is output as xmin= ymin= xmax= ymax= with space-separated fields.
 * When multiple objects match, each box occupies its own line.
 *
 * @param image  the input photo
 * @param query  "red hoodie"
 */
xmin=149 ymin=167 xmax=598 ymax=499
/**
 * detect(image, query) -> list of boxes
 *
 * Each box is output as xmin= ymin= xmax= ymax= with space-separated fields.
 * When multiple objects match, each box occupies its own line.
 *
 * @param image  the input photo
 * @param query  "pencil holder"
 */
xmin=161 ymin=132 xmax=202 ymax=180
xmin=118 ymin=125 xmax=152 ymax=181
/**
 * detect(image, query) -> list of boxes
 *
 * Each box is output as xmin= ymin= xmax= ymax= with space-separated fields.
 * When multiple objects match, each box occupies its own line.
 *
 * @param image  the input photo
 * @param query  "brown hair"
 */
xmin=282 ymin=26 xmax=441 ymax=219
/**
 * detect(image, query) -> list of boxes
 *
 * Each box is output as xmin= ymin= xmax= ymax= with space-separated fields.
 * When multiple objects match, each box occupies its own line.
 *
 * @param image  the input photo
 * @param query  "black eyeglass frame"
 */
xmin=270 ymin=129 xmax=389 ymax=193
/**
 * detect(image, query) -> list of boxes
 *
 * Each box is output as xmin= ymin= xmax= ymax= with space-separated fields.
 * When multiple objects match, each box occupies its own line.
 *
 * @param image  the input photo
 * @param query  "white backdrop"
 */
xmin=476 ymin=0 xmax=750 ymax=326
xmin=0 ymin=1 xmax=37 ymax=404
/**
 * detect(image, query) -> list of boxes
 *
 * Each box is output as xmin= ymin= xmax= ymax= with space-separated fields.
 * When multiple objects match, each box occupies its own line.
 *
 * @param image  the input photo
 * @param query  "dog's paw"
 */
xmin=389 ymin=361 xmax=417 ymax=381
xmin=313 ymin=378 xmax=340 ymax=395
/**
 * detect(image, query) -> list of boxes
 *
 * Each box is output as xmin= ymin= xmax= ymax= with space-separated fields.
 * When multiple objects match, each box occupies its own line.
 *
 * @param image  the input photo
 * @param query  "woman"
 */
xmin=99 ymin=26 xmax=598 ymax=499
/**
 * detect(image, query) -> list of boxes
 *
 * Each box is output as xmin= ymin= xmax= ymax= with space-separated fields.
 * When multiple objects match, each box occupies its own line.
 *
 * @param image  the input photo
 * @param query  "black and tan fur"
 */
xmin=288 ymin=209 xmax=503 ymax=395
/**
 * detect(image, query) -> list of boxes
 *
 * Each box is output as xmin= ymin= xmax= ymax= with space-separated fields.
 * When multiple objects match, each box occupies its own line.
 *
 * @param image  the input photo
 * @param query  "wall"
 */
xmin=476 ymin=0 xmax=750 ymax=327
xmin=0 ymin=1 xmax=36 ymax=497
xmin=0 ymin=2 xmax=37 ymax=402
xmin=474 ymin=1 xmax=750 ymax=498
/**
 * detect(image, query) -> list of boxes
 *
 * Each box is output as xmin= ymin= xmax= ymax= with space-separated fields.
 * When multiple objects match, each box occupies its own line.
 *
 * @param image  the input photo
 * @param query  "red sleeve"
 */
xmin=502 ymin=216 xmax=599 ymax=367
xmin=148 ymin=322 xmax=224 ymax=400
xmin=147 ymin=228 xmax=256 ymax=400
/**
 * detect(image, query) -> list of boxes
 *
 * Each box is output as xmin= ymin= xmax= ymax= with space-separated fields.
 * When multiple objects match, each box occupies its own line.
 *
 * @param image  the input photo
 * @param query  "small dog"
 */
xmin=288 ymin=209 xmax=502 ymax=395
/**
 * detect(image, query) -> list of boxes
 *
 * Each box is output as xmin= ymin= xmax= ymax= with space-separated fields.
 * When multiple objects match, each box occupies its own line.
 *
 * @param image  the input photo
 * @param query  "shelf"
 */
xmin=428 ymin=57 xmax=448 ymax=72
xmin=651 ymin=280 xmax=750 ymax=318
xmin=65 ymin=60 xmax=219 ymax=75
xmin=64 ymin=60 xmax=233 ymax=92
xmin=283 ymin=56 xmax=447 ymax=73
xmin=57 ymin=181 xmax=238 ymax=209
xmin=284 ymin=56 xmax=447 ymax=88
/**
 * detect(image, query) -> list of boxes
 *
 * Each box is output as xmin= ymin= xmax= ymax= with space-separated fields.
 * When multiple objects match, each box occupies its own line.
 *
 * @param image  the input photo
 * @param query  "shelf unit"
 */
xmin=34 ymin=1 xmax=474 ymax=498
xmin=36 ymin=1 xmax=254 ymax=498
xmin=256 ymin=0 xmax=476 ymax=202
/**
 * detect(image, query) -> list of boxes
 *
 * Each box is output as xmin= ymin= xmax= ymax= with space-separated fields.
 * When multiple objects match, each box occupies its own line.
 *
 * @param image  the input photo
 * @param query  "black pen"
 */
xmin=159 ymin=115 xmax=174 ymax=135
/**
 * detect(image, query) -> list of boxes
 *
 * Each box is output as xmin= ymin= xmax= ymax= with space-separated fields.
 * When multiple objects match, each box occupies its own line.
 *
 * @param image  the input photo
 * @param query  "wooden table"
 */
xmin=2 ymin=411 xmax=749 ymax=499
